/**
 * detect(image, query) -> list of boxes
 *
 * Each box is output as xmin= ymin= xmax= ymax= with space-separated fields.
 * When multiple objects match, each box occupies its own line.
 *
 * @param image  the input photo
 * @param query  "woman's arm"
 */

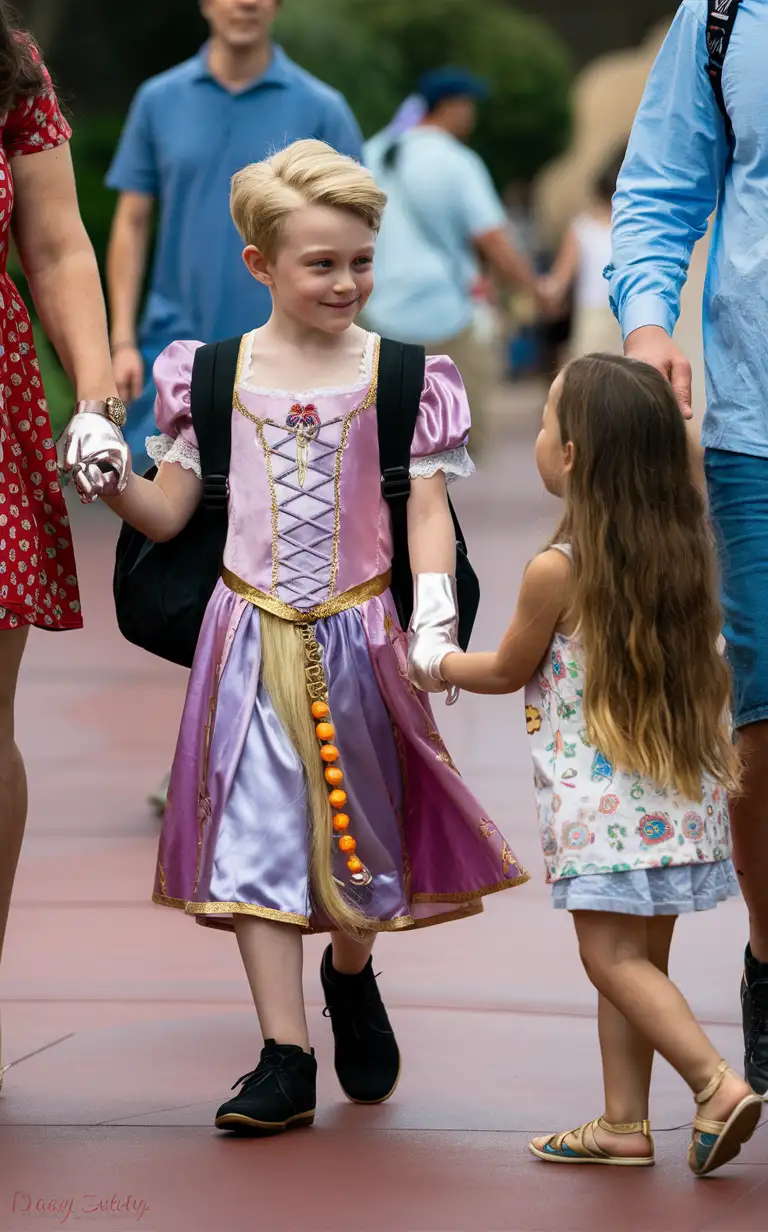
xmin=12 ymin=143 xmax=116 ymax=398
xmin=442 ymin=549 xmax=570 ymax=694
xmin=102 ymin=463 xmax=203 ymax=543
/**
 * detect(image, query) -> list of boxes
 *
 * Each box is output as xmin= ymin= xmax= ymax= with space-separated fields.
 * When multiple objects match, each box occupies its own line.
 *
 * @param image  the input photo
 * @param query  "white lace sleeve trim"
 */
xmin=145 ymin=433 xmax=202 ymax=479
xmin=409 ymin=445 xmax=475 ymax=485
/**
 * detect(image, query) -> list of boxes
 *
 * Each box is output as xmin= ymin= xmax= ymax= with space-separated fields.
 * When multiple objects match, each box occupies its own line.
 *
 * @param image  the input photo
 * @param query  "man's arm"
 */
xmin=607 ymin=2 xmax=728 ymax=414
xmin=105 ymin=85 xmax=160 ymax=403
xmin=458 ymin=150 xmax=546 ymax=305
xmin=106 ymin=192 xmax=154 ymax=403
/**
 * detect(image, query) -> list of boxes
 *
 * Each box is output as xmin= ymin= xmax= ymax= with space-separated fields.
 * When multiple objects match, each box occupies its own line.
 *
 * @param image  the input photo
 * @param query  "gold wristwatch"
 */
xmin=74 ymin=396 xmax=128 ymax=428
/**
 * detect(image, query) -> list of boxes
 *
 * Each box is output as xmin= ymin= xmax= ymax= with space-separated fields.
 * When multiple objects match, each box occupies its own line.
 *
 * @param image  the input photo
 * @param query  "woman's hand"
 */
xmin=61 ymin=413 xmax=132 ymax=503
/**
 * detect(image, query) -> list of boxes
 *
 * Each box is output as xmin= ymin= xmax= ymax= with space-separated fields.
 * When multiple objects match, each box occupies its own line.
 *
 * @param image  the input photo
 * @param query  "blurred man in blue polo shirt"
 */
xmin=106 ymin=0 xmax=362 ymax=473
xmin=364 ymin=68 xmax=545 ymax=454
xmin=106 ymin=0 xmax=361 ymax=815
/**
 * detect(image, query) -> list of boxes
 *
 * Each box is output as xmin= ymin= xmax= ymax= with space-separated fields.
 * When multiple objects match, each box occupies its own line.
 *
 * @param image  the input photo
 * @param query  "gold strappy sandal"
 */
xmin=529 ymin=1117 xmax=655 ymax=1166
xmin=688 ymin=1060 xmax=763 ymax=1177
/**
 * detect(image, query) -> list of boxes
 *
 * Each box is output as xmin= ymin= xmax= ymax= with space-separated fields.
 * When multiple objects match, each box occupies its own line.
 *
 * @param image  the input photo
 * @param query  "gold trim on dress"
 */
xmin=412 ymin=870 xmax=531 ymax=903
xmin=150 ymin=893 xmax=486 ymax=933
xmin=221 ymin=567 xmax=391 ymax=623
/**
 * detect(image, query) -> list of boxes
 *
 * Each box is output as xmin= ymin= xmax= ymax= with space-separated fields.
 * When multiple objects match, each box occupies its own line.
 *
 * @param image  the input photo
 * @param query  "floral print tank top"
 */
xmin=524 ymin=598 xmax=731 ymax=884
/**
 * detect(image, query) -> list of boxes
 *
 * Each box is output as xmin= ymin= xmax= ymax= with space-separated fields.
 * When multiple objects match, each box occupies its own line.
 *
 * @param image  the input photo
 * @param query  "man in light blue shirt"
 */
xmin=106 ymin=0 xmax=362 ymax=471
xmin=607 ymin=0 xmax=768 ymax=1093
xmin=364 ymin=69 xmax=541 ymax=452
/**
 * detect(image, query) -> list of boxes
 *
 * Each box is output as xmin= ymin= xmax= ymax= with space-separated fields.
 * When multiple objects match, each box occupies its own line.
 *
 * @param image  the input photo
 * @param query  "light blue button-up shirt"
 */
xmin=608 ymin=1 xmax=768 ymax=457
xmin=107 ymin=45 xmax=363 ymax=351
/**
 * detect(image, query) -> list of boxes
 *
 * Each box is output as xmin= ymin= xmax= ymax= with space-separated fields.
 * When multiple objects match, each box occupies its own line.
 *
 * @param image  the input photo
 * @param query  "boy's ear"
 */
xmin=243 ymin=245 xmax=272 ymax=287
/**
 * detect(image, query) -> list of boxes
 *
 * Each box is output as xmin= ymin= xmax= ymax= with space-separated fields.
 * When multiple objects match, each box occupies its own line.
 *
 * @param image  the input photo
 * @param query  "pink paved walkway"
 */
xmin=0 ymin=391 xmax=764 ymax=1231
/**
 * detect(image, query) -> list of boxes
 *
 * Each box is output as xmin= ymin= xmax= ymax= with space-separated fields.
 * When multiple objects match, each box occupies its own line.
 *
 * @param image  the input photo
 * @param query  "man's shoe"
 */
xmin=742 ymin=948 xmax=768 ymax=1097
xmin=215 ymin=1040 xmax=317 ymax=1134
xmin=320 ymin=945 xmax=400 ymax=1104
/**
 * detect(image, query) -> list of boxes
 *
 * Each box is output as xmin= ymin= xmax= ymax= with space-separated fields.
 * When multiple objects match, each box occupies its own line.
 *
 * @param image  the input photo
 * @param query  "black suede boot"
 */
xmin=320 ymin=945 xmax=401 ymax=1104
xmin=215 ymin=1040 xmax=317 ymax=1134
xmin=743 ymin=946 xmax=768 ymax=1096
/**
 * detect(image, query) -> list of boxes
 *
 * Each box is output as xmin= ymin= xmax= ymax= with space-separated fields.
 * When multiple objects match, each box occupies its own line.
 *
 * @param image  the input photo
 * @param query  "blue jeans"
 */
xmin=124 ymin=343 xmax=165 ymax=475
xmin=705 ymin=448 xmax=768 ymax=729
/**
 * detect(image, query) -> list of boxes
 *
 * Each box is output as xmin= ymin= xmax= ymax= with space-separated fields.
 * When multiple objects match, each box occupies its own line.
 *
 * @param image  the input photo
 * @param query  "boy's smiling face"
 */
xmin=244 ymin=204 xmax=376 ymax=334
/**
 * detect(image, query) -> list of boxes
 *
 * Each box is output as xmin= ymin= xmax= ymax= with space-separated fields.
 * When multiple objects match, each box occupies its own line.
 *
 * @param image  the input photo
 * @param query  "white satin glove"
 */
xmin=407 ymin=573 xmax=461 ymax=706
xmin=59 ymin=411 xmax=132 ymax=503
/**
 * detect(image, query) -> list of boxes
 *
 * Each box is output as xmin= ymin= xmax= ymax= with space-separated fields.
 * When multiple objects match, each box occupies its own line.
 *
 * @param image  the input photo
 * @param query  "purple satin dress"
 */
xmin=149 ymin=333 xmax=529 ymax=933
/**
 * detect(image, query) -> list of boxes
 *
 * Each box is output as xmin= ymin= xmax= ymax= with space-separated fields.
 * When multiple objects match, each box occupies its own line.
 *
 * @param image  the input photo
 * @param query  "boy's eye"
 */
xmin=312 ymin=259 xmax=333 ymax=269
xmin=354 ymin=256 xmax=373 ymax=268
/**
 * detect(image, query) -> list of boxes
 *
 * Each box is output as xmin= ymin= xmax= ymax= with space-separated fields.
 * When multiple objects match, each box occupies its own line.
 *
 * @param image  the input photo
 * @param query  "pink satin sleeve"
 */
xmin=410 ymin=354 xmax=471 ymax=460
xmin=152 ymin=340 xmax=205 ymax=449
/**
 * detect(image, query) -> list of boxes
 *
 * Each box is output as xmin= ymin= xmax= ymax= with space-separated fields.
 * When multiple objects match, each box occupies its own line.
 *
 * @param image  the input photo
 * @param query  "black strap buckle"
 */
xmin=381 ymin=466 xmax=411 ymax=501
xmin=202 ymin=473 xmax=229 ymax=510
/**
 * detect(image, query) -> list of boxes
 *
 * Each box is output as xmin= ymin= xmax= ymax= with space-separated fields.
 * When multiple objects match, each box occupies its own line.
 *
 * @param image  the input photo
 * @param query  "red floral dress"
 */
xmin=0 ymin=66 xmax=81 ymax=632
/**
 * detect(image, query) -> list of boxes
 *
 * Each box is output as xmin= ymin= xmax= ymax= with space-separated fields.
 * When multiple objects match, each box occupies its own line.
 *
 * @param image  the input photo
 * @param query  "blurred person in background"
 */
xmin=363 ymin=68 xmax=548 ymax=456
xmin=544 ymin=145 xmax=626 ymax=360
xmin=607 ymin=0 xmax=768 ymax=1095
xmin=105 ymin=0 xmax=362 ymax=816
xmin=106 ymin=0 xmax=362 ymax=477
xmin=0 ymin=4 xmax=128 ymax=1086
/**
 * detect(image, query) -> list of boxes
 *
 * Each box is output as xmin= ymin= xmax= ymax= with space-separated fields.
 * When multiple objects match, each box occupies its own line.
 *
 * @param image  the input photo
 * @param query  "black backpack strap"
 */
xmin=706 ymin=0 xmax=741 ymax=142
xmin=377 ymin=338 xmax=425 ymax=621
xmin=377 ymin=336 xmax=425 ymax=497
xmin=190 ymin=335 xmax=242 ymax=510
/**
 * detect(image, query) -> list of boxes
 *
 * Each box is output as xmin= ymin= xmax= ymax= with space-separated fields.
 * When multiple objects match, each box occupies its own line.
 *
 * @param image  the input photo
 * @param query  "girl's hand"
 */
xmin=440 ymin=650 xmax=464 ymax=686
xmin=439 ymin=550 xmax=571 ymax=695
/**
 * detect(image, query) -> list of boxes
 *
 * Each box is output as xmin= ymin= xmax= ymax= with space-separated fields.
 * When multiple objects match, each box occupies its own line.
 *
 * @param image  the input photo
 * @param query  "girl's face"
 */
xmin=535 ymin=371 xmax=573 ymax=496
xmin=245 ymin=204 xmax=375 ymax=334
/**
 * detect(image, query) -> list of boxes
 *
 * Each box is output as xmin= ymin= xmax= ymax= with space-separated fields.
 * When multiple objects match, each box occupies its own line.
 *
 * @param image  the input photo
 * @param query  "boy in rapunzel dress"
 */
xmin=94 ymin=140 xmax=529 ymax=1134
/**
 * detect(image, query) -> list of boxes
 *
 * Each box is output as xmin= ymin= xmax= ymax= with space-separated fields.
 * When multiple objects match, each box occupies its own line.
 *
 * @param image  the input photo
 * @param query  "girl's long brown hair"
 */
xmin=0 ymin=3 xmax=43 ymax=117
xmin=554 ymin=353 xmax=739 ymax=800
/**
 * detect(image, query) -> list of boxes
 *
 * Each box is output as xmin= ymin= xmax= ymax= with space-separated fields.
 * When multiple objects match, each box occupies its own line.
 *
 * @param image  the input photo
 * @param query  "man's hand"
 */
xmin=112 ymin=344 xmax=145 ymax=405
xmin=59 ymin=412 xmax=131 ymax=503
xmin=624 ymin=325 xmax=693 ymax=419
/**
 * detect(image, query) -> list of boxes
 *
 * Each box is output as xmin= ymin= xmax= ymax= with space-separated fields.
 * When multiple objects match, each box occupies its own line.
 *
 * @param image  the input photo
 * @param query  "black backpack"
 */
xmin=113 ymin=336 xmax=479 ymax=668
xmin=706 ymin=0 xmax=741 ymax=142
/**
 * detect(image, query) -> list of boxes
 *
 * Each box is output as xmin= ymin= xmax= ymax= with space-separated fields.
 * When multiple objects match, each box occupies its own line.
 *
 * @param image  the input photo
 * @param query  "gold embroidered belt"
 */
xmin=221 ymin=567 xmax=391 ymax=623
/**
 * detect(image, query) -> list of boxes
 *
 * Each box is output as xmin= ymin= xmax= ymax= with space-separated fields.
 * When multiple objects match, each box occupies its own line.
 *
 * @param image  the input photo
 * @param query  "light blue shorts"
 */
xmin=552 ymin=862 xmax=739 ymax=916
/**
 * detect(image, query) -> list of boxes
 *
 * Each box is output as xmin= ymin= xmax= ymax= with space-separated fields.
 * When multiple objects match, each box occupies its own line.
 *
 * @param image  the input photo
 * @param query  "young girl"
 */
xmin=439 ymin=353 xmax=762 ymax=1177
xmin=97 ymin=140 xmax=528 ymax=1134
xmin=544 ymin=147 xmax=626 ymax=360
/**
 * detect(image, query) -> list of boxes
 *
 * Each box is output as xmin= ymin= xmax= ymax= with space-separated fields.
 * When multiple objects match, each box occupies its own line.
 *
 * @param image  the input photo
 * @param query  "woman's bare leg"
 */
xmin=0 ymin=628 xmax=29 ymax=966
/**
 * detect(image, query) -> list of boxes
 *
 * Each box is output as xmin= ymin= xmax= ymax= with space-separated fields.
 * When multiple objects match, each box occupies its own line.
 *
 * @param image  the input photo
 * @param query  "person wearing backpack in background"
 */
xmin=73 ymin=140 xmax=529 ymax=1134
xmin=363 ymin=68 xmax=552 ymax=458
xmin=607 ymin=0 xmax=768 ymax=1095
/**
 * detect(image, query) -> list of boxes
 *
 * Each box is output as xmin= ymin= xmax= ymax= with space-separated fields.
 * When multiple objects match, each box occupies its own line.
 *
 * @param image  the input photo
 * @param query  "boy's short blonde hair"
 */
xmin=230 ymin=139 xmax=387 ymax=258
